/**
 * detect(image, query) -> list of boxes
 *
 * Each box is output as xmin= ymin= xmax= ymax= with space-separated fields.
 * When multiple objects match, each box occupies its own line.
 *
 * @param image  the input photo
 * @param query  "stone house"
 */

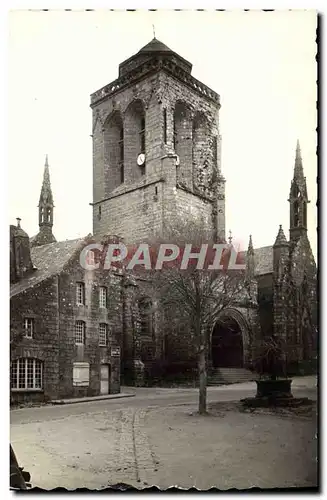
xmin=10 ymin=165 xmax=122 ymax=403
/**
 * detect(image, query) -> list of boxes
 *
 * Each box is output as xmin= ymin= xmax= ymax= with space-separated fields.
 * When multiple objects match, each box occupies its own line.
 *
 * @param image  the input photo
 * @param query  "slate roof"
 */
xmin=254 ymin=246 xmax=274 ymax=275
xmin=138 ymin=38 xmax=173 ymax=54
xmin=240 ymin=245 xmax=274 ymax=276
xmin=10 ymin=238 xmax=87 ymax=298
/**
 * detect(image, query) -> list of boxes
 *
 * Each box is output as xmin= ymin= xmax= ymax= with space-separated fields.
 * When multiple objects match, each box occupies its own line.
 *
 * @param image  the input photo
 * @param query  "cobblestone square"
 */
xmin=11 ymin=381 xmax=318 ymax=490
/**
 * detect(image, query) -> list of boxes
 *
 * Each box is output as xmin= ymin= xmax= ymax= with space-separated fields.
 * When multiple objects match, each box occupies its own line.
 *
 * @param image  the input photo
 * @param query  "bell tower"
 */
xmin=288 ymin=140 xmax=309 ymax=242
xmin=90 ymin=38 xmax=225 ymax=244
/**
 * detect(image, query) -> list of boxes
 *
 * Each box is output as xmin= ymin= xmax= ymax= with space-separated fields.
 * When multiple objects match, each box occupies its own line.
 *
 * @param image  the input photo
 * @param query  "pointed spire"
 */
xmin=39 ymin=155 xmax=54 ymax=206
xmin=248 ymin=234 xmax=254 ymax=254
xmin=289 ymin=141 xmax=309 ymax=240
xmin=296 ymin=139 xmax=301 ymax=157
xmin=294 ymin=139 xmax=305 ymax=181
xmin=274 ymin=225 xmax=289 ymax=247
xmin=31 ymin=155 xmax=56 ymax=247
xmin=289 ymin=141 xmax=308 ymax=198
xmin=246 ymin=234 xmax=255 ymax=279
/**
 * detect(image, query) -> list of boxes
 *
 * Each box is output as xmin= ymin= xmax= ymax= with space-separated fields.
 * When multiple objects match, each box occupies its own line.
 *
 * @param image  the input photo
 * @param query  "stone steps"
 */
xmin=207 ymin=367 xmax=257 ymax=386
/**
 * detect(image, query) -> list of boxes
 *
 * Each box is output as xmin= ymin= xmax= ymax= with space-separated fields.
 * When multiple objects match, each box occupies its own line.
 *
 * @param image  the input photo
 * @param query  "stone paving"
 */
xmin=11 ymin=389 xmax=317 ymax=490
xmin=139 ymin=403 xmax=317 ymax=490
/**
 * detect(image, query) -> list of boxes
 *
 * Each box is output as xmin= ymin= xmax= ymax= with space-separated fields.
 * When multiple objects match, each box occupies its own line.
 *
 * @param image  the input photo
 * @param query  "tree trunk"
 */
xmin=198 ymin=344 xmax=207 ymax=414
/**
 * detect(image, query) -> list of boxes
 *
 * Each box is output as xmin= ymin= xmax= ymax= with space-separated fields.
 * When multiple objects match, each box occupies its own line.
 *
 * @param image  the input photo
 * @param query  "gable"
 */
xmin=239 ymin=246 xmax=273 ymax=276
xmin=10 ymin=238 xmax=88 ymax=298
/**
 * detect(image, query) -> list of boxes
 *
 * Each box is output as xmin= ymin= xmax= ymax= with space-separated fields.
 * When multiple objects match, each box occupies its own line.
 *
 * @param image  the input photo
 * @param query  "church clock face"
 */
xmin=137 ymin=153 xmax=145 ymax=166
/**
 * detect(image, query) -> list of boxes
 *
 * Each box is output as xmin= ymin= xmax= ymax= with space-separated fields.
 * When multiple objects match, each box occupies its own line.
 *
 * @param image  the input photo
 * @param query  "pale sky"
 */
xmin=8 ymin=10 xmax=317 ymax=256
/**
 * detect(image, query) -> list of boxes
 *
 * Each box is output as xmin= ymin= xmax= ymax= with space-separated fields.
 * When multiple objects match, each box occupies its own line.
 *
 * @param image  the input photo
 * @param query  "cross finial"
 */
xmin=228 ymin=230 xmax=233 ymax=245
xmin=152 ymin=24 xmax=156 ymax=38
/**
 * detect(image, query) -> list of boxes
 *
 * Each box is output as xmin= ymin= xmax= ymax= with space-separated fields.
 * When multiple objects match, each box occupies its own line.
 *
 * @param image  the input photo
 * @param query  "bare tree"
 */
xmin=148 ymin=223 xmax=249 ymax=414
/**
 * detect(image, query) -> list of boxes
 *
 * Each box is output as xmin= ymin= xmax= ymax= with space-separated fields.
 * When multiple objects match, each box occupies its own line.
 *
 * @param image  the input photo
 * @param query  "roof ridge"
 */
xmin=11 ymin=237 xmax=91 ymax=298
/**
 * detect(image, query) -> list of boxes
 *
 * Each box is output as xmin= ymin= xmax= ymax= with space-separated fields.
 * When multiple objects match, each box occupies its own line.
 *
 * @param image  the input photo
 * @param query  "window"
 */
xmin=294 ymin=201 xmax=299 ymax=227
xmin=173 ymin=117 xmax=177 ymax=150
xmin=11 ymin=358 xmax=43 ymax=390
xmin=163 ymin=109 xmax=167 ymax=144
xmin=139 ymin=298 xmax=153 ymax=336
xmin=73 ymin=362 xmax=89 ymax=387
xmin=292 ymin=183 xmax=300 ymax=198
xmin=99 ymin=286 xmax=107 ymax=309
xmin=75 ymin=320 xmax=85 ymax=345
xmin=98 ymin=205 xmax=102 ymax=220
xmin=99 ymin=323 xmax=108 ymax=346
xmin=104 ymin=111 xmax=124 ymax=192
xmin=47 ymin=208 xmax=51 ymax=223
xmin=76 ymin=282 xmax=85 ymax=305
xmin=140 ymin=117 xmax=145 ymax=154
xmin=213 ymin=136 xmax=218 ymax=165
xmin=86 ymin=251 xmax=95 ymax=267
xmin=139 ymin=117 xmax=146 ymax=176
xmin=119 ymin=127 xmax=124 ymax=184
xmin=24 ymin=318 xmax=34 ymax=338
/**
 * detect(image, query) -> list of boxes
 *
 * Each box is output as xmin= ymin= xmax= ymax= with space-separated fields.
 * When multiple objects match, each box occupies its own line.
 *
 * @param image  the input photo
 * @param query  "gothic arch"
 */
xmin=211 ymin=308 xmax=251 ymax=368
xmin=122 ymin=97 xmax=146 ymax=115
xmin=103 ymin=110 xmax=124 ymax=194
xmin=103 ymin=108 xmax=123 ymax=127
xmin=217 ymin=308 xmax=251 ymax=345
xmin=291 ymin=182 xmax=301 ymax=199
xmin=124 ymin=99 xmax=146 ymax=181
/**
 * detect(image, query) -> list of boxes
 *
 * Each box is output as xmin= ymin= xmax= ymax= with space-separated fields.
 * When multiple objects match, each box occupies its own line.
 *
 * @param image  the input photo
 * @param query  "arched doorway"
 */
xmin=211 ymin=317 xmax=244 ymax=368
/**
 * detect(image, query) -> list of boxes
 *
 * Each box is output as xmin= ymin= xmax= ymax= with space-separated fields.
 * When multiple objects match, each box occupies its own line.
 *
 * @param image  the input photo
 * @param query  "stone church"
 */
xmin=10 ymin=38 xmax=317 ymax=400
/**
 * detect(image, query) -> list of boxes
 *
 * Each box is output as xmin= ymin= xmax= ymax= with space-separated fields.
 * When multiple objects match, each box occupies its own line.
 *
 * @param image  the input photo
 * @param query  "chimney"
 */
xmin=10 ymin=219 xmax=34 ymax=282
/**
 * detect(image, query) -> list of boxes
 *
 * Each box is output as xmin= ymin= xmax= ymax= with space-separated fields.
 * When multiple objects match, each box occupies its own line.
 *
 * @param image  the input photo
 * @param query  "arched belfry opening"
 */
xmin=124 ymin=99 xmax=146 ymax=182
xmin=192 ymin=111 xmax=211 ymax=194
xmin=173 ymin=100 xmax=192 ymax=187
xmin=103 ymin=110 xmax=124 ymax=194
xmin=211 ymin=314 xmax=246 ymax=368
